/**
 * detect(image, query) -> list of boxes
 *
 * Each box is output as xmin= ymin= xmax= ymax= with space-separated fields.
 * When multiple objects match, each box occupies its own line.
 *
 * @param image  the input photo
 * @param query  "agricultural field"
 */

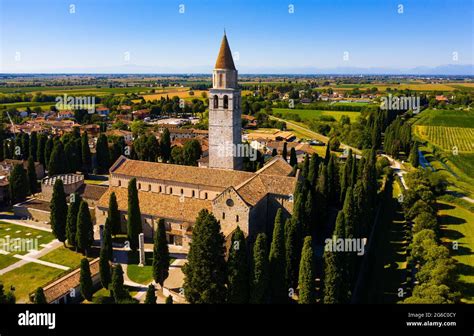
xmin=141 ymin=88 xmax=205 ymax=101
xmin=273 ymin=108 xmax=360 ymax=122
xmin=0 ymin=86 xmax=156 ymax=95
xmin=414 ymin=109 xmax=474 ymax=128
xmin=314 ymin=83 xmax=469 ymax=92
xmin=0 ymin=101 xmax=53 ymax=111
xmin=414 ymin=125 xmax=474 ymax=152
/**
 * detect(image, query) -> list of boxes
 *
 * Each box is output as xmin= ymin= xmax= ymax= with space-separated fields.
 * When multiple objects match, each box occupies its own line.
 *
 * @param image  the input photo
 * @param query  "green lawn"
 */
xmin=438 ymin=201 xmax=474 ymax=303
xmin=0 ymin=222 xmax=55 ymax=270
xmin=0 ymin=222 xmax=55 ymax=254
xmin=273 ymin=108 xmax=361 ymax=123
xmin=39 ymin=246 xmax=87 ymax=268
xmin=0 ymin=262 xmax=65 ymax=302
xmin=127 ymin=251 xmax=175 ymax=285
xmin=0 ymin=254 xmax=19 ymax=270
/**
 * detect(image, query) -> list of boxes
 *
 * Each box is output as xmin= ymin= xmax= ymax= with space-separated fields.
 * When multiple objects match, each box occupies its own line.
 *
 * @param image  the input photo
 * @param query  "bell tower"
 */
xmin=208 ymin=33 xmax=243 ymax=170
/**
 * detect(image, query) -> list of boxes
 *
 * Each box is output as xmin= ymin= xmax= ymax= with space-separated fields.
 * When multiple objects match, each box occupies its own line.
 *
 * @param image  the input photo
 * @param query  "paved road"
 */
xmin=381 ymin=154 xmax=409 ymax=190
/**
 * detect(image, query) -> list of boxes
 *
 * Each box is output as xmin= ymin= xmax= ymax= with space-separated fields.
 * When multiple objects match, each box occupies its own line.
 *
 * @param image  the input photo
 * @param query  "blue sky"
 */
xmin=0 ymin=0 xmax=472 ymax=73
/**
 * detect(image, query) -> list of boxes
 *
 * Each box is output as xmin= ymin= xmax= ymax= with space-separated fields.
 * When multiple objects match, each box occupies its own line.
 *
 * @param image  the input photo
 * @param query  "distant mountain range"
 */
xmin=2 ymin=64 xmax=473 ymax=76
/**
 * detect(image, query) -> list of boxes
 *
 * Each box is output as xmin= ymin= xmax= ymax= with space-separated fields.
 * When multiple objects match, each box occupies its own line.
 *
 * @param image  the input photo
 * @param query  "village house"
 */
xmin=106 ymin=129 xmax=134 ymax=143
xmin=132 ymin=109 xmax=151 ymax=120
xmin=96 ymin=106 xmax=110 ymax=116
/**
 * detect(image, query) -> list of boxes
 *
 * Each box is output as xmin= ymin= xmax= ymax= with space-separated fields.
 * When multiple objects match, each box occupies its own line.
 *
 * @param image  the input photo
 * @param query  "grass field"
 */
xmin=0 ymin=222 xmax=55 ymax=255
xmin=0 ymin=262 xmax=65 ymax=302
xmin=127 ymin=251 xmax=176 ymax=285
xmin=39 ymin=246 xmax=87 ymax=269
xmin=0 ymin=101 xmax=54 ymax=111
xmin=438 ymin=201 xmax=474 ymax=303
xmin=414 ymin=109 xmax=474 ymax=128
xmin=414 ymin=125 xmax=474 ymax=152
xmin=273 ymin=108 xmax=361 ymax=122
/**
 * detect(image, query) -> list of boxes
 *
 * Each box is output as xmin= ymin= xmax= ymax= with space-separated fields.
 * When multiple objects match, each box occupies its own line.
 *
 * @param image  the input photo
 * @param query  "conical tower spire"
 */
xmin=215 ymin=33 xmax=236 ymax=70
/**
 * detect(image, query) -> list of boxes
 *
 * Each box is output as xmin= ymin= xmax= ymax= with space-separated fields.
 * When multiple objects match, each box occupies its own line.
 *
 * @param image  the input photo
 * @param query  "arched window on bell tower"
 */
xmin=218 ymin=73 xmax=223 ymax=87
xmin=213 ymin=95 xmax=218 ymax=109
xmin=223 ymin=95 xmax=229 ymax=109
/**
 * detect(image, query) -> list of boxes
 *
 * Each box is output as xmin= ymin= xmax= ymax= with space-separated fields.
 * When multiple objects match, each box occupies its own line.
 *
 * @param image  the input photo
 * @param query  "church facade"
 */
xmin=95 ymin=34 xmax=298 ymax=250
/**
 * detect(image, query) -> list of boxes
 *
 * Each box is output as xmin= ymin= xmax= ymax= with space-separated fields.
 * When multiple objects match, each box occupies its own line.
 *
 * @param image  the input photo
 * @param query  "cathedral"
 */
xmin=95 ymin=34 xmax=298 ymax=249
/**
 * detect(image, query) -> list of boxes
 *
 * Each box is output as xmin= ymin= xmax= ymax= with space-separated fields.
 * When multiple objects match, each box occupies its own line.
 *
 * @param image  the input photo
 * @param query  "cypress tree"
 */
xmin=301 ymin=154 xmax=309 ymax=178
xmin=324 ymin=143 xmax=330 ymax=165
xmin=160 ymin=128 xmax=171 ymax=163
xmin=80 ymin=258 xmax=93 ymax=301
xmin=282 ymin=142 xmax=288 ymax=162
xmin=96 ymin=134 xmax=111 ymax=174
xmin=99 ymin=246 xmax=111 ymax=289
xmin=289 ymin=147 xmax=297 ymax=167
xmin=307 ymin=153 xmax=319 ymax=187
xmin=20 ymin=133 xmax=29 ymax=160
xmin=350 ymin=153 xmax=357 ymax=188
xmin=81 ymin=132 xmax=91 ymax=173
xmin=304 ymin=190 xmax=315 ymax=238
xmin=37 ymin=134 xmax=47 ymax=167
xmin=48 ymin=141 xmax=66 ymax=176
xmin=102 ymin=218 xmax=113 ymax=261
xmin=327 ymin=154 xmax=340 ymax=205
xmin=29 ymin=131 xmax=38 ymax=161
xmin=108 ymin=192 xmax=121 ymax=236
xmin=269 ymin=209 xmax=287 ymax=303
xmin=8 ymin=163 xmax=28 ymax=203
xmin=298 ymin=236 xmax=316 ymax=304
xmin=165 ymin=295 xmax=173 ymax=304
xmin=182 ymin=209 xmax=227 ymax=304
xmin=111 ymin=264 xmax=128 ymax=302
xmin=323 ymin=211 xmax=350 ymax=304
xmin=66 ymin=193 xmax=81 ymax=248
xmin=292 ymin=192 xmax=306 ymax=253
xmin=227 ymin=226 xmax=250 ymax=304
xmin=250 ymin=233 xmax=269 ymax=304
xmin=50 ymin=179 xmax=68 ymax=245
xmin=144 ymin=284 xmax=157 ymax=304
xmin=127 ymin=178 xmax=142 ymax=251
xmin=76 ymin=200 xmax=94 ymax=255
xmin=285 ymin=218 xmax=299 ymax=293
xmin=340 ymin=150 xmax=352 ymax=203
xmin=34 ymin=287 xmax=47 ymax=304
xmin=0 ymin=282 xmax=15 ymax=304
xmin=152 ymin=218 xmax=170 ymax=287
xmin=410 ymin=142 xmax=419 ymax=168
xmin=271 ymin=148 xmax=277 ymax=156
xmin=27 ymin=156 xmax=38 ymax=195
xmin=3 ymin=140 xmax=11 ymax=160
xmin=314 ymin=164 xmax=328 ymax=237
xmin=44 ymin=137 xmax=54 ymax=168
